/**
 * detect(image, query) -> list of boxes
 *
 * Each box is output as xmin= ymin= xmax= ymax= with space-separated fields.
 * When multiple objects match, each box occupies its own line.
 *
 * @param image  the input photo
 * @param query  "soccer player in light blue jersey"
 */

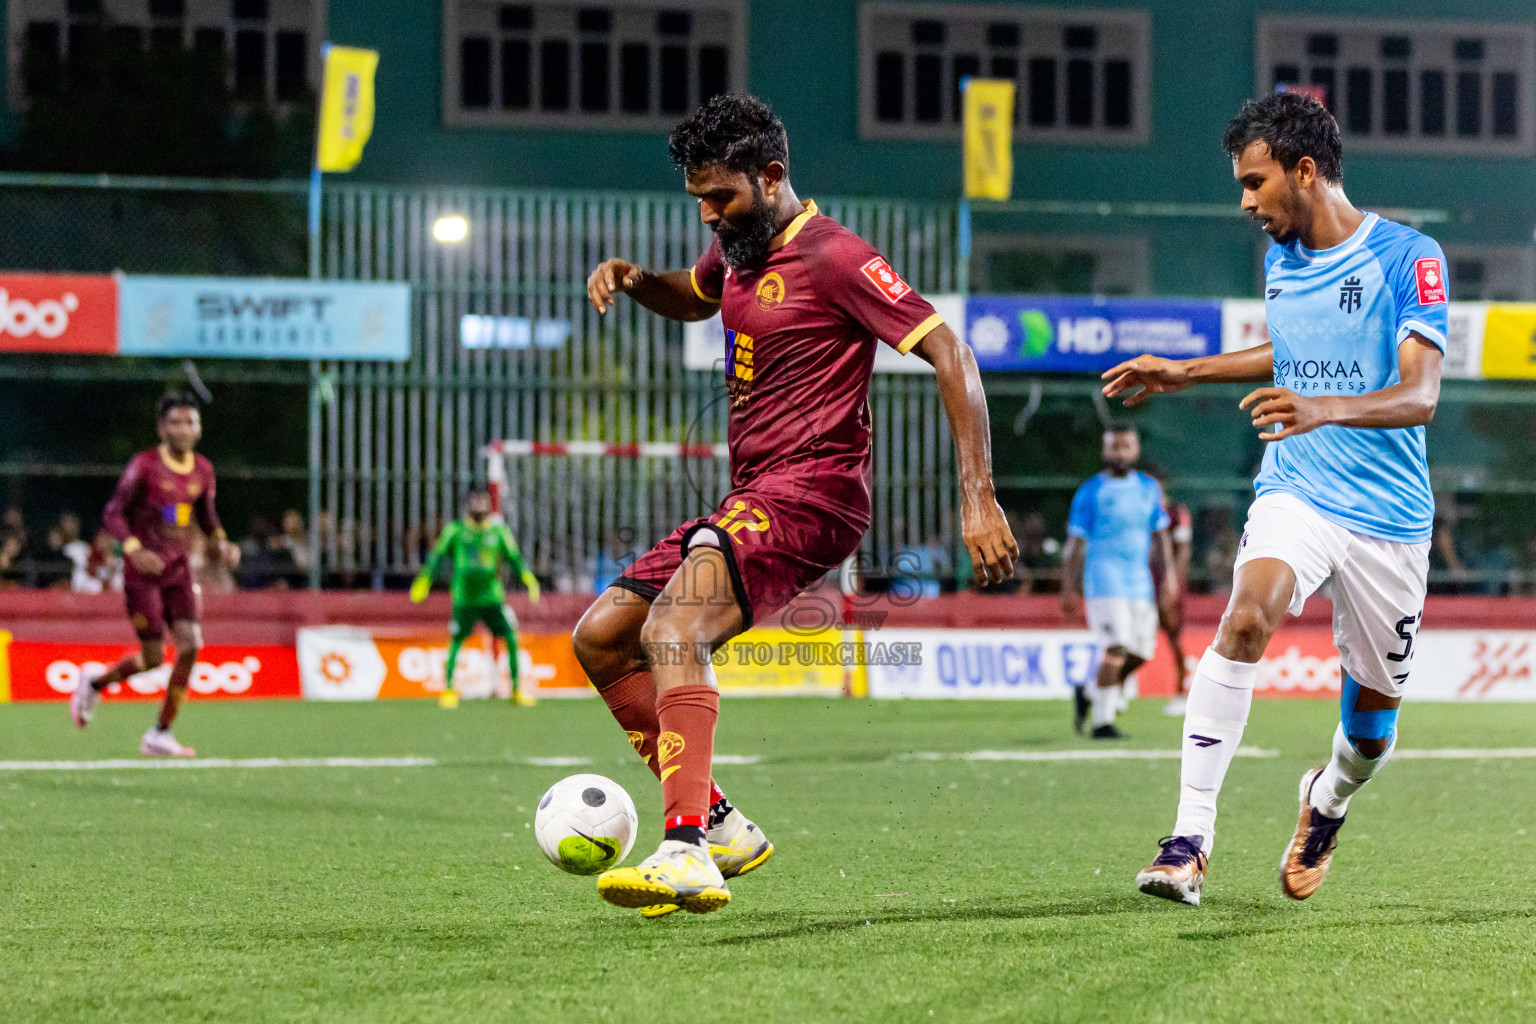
xmin=1102 ymin=93 xmax=1445 ymax=906
xmin=1061 ymin=422 xmax=1178 ymax=739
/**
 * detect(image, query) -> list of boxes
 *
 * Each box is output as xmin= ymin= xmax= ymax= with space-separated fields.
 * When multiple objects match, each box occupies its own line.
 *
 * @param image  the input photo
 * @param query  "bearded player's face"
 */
xmin=158 ymin=407 xmax=202 ymax=456
xmin=687 ymin=162 xmax=783 ymax=268
xmin=466 ymin=493 xmax=491 ymax=521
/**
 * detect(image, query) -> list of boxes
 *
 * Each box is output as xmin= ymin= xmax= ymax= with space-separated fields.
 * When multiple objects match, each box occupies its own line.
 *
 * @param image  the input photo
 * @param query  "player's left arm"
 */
xmin=499 ymin=525 xmax=540 ymax=602
xmin=196 ymin=466 xmax=240 ymax=569
xmin=1154 ymin=527 xmax=1180 ymax=607
xmin=911 ymin=324 xmax=1019 ymax=585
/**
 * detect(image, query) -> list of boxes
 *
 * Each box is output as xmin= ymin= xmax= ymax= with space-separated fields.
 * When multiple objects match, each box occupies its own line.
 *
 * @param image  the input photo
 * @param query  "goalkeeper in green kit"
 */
xmin=411 ymin=488 xmax=541 ymax=708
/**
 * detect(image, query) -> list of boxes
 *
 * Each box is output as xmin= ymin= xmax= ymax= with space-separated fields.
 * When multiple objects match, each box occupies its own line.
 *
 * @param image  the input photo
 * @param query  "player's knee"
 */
xmin=1347 ymin=734 xmax=1390 ymax=759
xmin=638 ymin=606 xmax=710 ymax=664
xmin=1220 ymin=602 xmax=1278 ymax=658
xmin=139 ymin=645 xmax=165 ymax=670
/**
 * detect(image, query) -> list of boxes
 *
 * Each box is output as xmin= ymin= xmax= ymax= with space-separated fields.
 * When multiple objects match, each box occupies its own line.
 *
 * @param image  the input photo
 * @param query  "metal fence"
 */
xmin=312 ymin=184 xmax=961 ymax=585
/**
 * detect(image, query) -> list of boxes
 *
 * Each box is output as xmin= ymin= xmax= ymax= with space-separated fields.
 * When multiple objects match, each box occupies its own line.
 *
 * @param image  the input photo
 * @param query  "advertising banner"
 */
xmin=1220 ymin=298 xmax=1268 ymax=354
xmin=1404 ymin=631 xmax=1536 ymax=702
xmin=0 ymin=273 xmax=118 ymax=355
xmin=866 ymin=628 xmax=1102 ymax=699
xmin=965 ymin=295 xmax=1221 ymax=372
xmin=295 ymin=627 xmax=588 ymax=700
xmin=682 ymin=296 xmax=962 ymax=375
xmin=1139 ymin=627 xmax=1341 ymax=699
xmin=708 ymin=626 xmax=855 ymax=697
xmin=118 ymin=277 xmax=410 ymax=361
xmin=5 ymin=642 xmax=301 ymax=701
xmin=1480 ymin=304 xmax=1536 ymax=379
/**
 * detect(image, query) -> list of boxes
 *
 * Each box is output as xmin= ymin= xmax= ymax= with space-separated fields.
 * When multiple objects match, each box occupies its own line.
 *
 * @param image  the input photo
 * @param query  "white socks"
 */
xmin=1090 ymin=681 xmax=1119 ymax=728
xmin=1173 ymin=648 xmax=1258 ymax=852
xmin=1311 ymin=724 xmax=1395 ymax=819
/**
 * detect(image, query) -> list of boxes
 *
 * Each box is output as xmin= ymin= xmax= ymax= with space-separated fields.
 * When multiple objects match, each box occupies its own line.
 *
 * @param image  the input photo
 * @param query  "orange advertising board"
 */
xmin=295 ymin=627 xmax=589 ymax=700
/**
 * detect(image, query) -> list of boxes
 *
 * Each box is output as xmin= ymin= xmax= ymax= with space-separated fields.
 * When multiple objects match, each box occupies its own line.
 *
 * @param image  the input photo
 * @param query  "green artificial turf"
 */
xmin=2 ymin=696 xmax=1534 ymax=1023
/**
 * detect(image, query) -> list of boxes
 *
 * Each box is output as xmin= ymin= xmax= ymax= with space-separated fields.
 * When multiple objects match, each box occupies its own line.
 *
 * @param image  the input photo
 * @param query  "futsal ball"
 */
xmin=534 ymin=773 xmax=639 ymax=875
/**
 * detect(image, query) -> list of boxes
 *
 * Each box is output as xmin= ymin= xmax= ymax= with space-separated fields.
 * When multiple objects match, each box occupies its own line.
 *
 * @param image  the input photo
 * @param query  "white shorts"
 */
xmin=1086 ymin=598 xmax=1159 ymax=661
xmin=1234 ymin=492 xmax=1429 ymax=698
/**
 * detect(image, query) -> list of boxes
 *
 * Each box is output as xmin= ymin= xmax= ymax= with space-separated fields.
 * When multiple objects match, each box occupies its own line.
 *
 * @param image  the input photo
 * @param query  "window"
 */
xmin=1444 ymin=244 xmax=1536 ymax=301
xmin=972 ymin=234 xmax=1149 ymax=296
xmin=860 ymin=3 xmax=1150 ymax=144
xmin=1258 ymin=17 xmax=1535 ymax=156
xmin=7 ymin=0 xmax=322 ymax=108
xmin=445 ymin=1 xmax=745 ymax=130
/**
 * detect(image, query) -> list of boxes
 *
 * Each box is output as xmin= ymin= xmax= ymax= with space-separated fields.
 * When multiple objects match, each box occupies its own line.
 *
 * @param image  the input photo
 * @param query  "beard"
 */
xmin=715 ymin=183 xmax=780 ymax=269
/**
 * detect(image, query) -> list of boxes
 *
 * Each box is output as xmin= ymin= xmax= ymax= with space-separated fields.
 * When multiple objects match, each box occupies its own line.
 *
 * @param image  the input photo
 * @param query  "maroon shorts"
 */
xmin=124 ymin=562 xmax=201 ymax=639
xmin=613 ymin=484 xmax=865 ymax=629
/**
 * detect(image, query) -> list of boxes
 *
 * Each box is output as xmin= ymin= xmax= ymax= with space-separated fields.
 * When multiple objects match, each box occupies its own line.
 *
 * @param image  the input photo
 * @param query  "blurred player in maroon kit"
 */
xmin=1147 ymin=466 xmax=1194 ymax=715
xmin=578 ymin=95 xmax=1017 ymax=916
xmin=70 ymin=393 xmax=240 ymax=756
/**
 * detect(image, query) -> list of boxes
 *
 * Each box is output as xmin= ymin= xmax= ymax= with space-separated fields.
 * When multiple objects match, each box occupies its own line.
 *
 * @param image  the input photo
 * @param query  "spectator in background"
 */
xmin=278 ymin=509 xmax=311 ymax=579
xmin=86 ymin=529 xmax=123 ymax=592
xmin=0 ymin=532 xmax=23 ymax=588
xmin=1007 ymin=510 xmax=1057 ymax=594
xmin=49 ymin=513 xmax=95 ymax=592
xmin=1198 ymin=505 xmax=1241 ymax=596
xmin=893 ymin=533 xmax=947 ymax=599
xmin=1431 ymin=499 xmax=1470 ymax=593
xmin=239 ymin=515 xmax=276 ymax=589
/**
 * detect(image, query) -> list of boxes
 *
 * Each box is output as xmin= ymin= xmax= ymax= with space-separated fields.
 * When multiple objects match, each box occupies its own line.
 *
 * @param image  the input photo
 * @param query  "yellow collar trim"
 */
xmin=158 ymin=444 xmax=194 ymax=475
xmin=768 ymin=199 xmax=818 ymax=252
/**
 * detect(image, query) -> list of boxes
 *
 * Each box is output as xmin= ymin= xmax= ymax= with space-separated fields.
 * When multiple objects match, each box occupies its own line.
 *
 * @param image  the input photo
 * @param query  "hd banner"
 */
xmin=119 ymin=277 xmax=411 ymax=360
xmin=965 ymin=295 xmax=1222 ymax=373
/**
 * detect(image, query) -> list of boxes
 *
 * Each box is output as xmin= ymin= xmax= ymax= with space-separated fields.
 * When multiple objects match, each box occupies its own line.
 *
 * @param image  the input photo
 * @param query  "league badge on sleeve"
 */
xmin=860 ymin=257 xmax=912 ymax=303
xmin=1414 ymin=257 xmax=1447 ymax=305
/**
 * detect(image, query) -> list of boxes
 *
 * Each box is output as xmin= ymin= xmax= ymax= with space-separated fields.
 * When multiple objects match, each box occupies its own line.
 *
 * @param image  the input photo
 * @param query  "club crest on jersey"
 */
xmin=1415 ymin=257 xmax=1446 ymax=305
xmin=860 ymin=256 xmax=911 ymax=303
xmin=724 ymin=328 xmax=755 ymax=407
xmin=1339 ymin=276 xmax=1363 ymax=314
xmin=755 ymin=271 xmax=786 ymax=311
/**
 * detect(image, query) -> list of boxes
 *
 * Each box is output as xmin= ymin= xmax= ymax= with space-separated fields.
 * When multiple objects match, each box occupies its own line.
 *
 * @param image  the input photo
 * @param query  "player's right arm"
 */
xmin=586 ymin=260 xmax=718 ymax=322
xmin=1060 ymin=483 xmax=1094 ymax=618
xmin=411 ymin=522 xmax=459 ymax=602
xmin=1100 ymin=344 xmax=1275 ymax=407
xmin=102 ymin=455 xmax=164 ymax=577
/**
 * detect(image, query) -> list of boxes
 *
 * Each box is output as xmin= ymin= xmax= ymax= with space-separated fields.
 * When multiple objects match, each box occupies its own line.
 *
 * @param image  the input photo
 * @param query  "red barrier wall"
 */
xmin=2 ymin=588 xmax=1531 ymax=645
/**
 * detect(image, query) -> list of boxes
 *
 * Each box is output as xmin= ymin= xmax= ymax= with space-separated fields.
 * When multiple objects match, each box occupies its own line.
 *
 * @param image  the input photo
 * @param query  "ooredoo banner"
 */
xmin=295 ymin=627 xmax=588 ymax=700
xmin=0 ymin=273 xmax=118 ymax=355
xmin=5 ymin=641 xmax=301 ymax=701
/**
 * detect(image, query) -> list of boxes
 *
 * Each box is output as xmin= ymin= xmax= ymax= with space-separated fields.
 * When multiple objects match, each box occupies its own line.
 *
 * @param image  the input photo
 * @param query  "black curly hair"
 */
xmin=1223 ymin=92 xmax=1343 ymax=185
xmin=668 ymin=94 xmax=788 ymax=175
xmin=156 ymin=390 xmax=200 ymax=420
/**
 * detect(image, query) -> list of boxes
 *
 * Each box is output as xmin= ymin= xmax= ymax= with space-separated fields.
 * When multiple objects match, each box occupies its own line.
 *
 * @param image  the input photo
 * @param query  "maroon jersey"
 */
xmin=102 ymin=446 xmax=222 ymax=578
xmin=690 ymin=200 xmax=945 ymax=529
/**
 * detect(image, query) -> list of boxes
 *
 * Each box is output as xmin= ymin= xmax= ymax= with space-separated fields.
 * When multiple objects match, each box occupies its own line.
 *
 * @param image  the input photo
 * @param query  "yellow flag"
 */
xmin=316 ymin=45 xmax=378 ymax=173
xmin=1482 ymin=304 xmax=1536 ymax=379
xmin=963 ymin=79 xmax=1014 ymax=201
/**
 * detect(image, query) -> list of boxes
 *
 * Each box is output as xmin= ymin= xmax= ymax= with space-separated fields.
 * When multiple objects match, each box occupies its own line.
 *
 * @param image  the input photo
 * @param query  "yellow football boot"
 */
xmin=598 ymin=840 xmax=730 ymax=914
xmin=640 ymin=808 xmax=772 ymax=919
xmin=512 ymin=688 xmax=538 ymax=707
xmin=438 ymin=689 xmax=460 ymax=709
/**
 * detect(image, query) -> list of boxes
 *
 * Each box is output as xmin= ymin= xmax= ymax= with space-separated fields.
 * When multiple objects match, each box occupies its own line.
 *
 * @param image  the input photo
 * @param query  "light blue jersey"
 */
xmin=1068 ymin=470 xmax=1170 ymax=601
xmin=1256 ymin=213 xmax=1447 ymax=544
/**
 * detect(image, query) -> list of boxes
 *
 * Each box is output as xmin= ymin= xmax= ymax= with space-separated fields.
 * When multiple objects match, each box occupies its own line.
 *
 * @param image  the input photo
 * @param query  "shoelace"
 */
xmin=1299 ymin=813 xmax=1344 ymax=866
xmin=1151 ymin=835 xmax=1204 ymax=868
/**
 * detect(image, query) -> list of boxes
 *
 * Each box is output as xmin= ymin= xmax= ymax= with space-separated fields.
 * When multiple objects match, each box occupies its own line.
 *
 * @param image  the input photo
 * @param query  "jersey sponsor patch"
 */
xmin=860 ymin=256 xmax=912 ymax=303
xmin=1414 ymin=257 xmax=1447 ymax=305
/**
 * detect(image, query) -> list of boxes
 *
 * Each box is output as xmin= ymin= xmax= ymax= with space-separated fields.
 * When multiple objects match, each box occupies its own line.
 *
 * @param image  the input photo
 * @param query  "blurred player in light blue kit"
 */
xmin=1061 ymin=422 xmax=1178 ymax=739
xmin=1105 ymin=93 xmax=1446 ymax=906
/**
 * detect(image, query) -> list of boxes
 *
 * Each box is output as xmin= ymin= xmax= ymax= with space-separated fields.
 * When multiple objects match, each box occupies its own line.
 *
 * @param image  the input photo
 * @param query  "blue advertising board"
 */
xmin=964 ymin=295 xmax=1222 ymax=373
xmin=118 ymin=277 xmax=411 ymax=360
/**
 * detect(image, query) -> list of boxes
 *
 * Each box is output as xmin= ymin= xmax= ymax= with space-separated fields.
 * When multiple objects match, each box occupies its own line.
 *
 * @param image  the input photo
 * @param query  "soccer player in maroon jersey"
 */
xmin=70 ymin=393 xmax=240 ymax=757
xmin=578 ymin=95 xmax=1017 ymax=916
